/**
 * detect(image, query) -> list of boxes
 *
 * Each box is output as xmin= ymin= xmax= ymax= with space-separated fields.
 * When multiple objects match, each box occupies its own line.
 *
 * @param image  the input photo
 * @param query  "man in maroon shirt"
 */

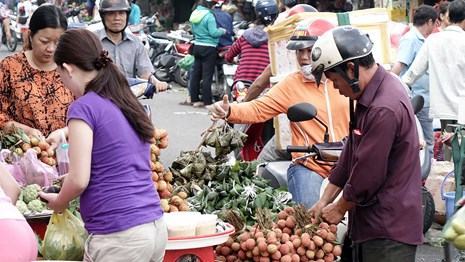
xmin=309 ymin=26 xmax=423 ymax=261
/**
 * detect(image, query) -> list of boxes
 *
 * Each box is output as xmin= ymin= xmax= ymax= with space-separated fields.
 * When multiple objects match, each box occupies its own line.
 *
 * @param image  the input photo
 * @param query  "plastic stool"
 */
xmin=164 ymin=246 xmax=215 ymax=262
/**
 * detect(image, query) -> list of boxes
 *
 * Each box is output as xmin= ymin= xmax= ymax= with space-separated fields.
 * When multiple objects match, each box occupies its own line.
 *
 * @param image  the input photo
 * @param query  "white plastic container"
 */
xmin=164 ymin=212 xmax=201 ymax=238
xmin=195 ymin=214 xmax=217 ymax=236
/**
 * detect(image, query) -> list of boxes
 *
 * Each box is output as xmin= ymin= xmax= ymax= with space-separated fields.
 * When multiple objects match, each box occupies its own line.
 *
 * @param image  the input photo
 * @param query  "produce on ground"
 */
xmin=0 ymin=127 xmax=56 ymax=166
xmin=442 ymin=206 xmax=465 ymax=250
xmin=216 ymin=206 xmax=342 ymax=262
xmin=150 ymin=128 xmax=189 ymax=212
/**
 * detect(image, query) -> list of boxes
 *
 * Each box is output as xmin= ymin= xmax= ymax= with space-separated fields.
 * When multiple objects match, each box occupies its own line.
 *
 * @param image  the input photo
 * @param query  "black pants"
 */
xmin=189 ymin=45 xmax=217 ymax=105
xmin=353 ymin=239 xmax=417 ymax=262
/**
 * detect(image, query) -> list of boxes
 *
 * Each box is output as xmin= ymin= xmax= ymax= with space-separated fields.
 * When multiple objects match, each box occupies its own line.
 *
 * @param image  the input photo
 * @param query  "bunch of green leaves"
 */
xmin=202 ymin=123 xmax=247 ymax=157
xmin=0 ymin=126 xmax=30 ymax=151
xmin=170 ymin=150 xmax=226 ymax=196
xmin=188 ymin=161 xmax=293 ymax=225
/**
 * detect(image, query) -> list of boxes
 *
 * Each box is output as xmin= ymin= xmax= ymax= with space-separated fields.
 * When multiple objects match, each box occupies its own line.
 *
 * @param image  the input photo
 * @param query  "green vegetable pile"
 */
xmin=177 ymin=160 xmax=292 ymax=225
xmin=16 ymin=184 xmax=46 ymax=215
xmin=170 ymin=120 xmax=292 ymax=225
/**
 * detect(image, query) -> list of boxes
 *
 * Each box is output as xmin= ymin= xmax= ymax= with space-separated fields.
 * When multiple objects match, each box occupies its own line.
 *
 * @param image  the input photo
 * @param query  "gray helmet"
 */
xmin=99 ymin=0 xmax=131 ymax=33
xmin=99 ymin=0 xmax=131 ymax=14
xmin=311 ymin=26 xmax=373 ymax=86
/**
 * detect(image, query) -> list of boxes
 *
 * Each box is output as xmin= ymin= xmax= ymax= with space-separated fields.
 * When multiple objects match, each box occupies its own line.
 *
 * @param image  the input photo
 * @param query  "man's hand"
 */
xmin=150 ymin=75 xmax=169 ymax=92
xmin=38 ymin=192 xmax=67 ymax=213
xmin=321 ymin=202 xmax=346 ymax=224
xmin=309 ymin=200 xmax=328 ymax=221
xmin=206 ymin=95 xmax=230 ymax=120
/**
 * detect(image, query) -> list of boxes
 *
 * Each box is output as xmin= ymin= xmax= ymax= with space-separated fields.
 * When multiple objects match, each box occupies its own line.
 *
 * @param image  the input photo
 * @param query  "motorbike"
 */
xmin=128 ymin=77 xmax=172 ymax=119
xmin=143 ymin=12 xmax=163 ymax=34
xmin=1 ymin=17 xmax=17 ymax=51
xmin=257 ymin=98 xmax=435 ymax=235
xmin=222 ymin=63 xmax=238 ymax=100
xmin=128 ymin=22 xmax=149 ymax=51
xmin=229 ymin=79 xmax=275 ymax=161
xmin=152 ymin=30 xmax=192 ymax=87
xmin=1 ymin=13 xmax=21 ymax=52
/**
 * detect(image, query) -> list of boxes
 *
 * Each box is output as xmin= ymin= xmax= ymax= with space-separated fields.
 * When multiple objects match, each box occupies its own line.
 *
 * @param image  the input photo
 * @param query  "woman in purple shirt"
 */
xmin=40 ymin=29 xmax=167 ymax=261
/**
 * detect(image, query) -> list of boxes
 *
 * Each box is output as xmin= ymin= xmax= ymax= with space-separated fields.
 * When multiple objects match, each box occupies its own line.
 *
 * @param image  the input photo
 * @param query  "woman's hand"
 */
xmin=38 ymin=192 xmax=68 ymax=213
xmin=27 ymin=128 xmax=44 ymax=139
xmin=46 ymin=128 xmax=67 ymax=151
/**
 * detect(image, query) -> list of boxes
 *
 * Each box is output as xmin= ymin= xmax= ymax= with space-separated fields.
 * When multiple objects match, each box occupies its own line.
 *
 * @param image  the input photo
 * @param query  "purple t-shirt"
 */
xmin=67 ymin=92 xmax=163 ymax=234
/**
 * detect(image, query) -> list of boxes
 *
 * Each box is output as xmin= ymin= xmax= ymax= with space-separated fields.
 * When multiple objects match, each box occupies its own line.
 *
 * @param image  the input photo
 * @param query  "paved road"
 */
xmin=1 ymin=45 xmax=451 ymax=262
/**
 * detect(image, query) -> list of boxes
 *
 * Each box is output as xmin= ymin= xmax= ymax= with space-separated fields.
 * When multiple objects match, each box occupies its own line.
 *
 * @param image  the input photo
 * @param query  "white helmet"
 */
xmin=311 ymin=26 xmax=373 ymax=87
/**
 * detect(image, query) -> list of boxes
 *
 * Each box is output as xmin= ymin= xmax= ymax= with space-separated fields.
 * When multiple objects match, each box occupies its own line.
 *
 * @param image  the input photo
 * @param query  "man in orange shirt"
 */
xmin=208 ymin=19 xmax=349 ymax=208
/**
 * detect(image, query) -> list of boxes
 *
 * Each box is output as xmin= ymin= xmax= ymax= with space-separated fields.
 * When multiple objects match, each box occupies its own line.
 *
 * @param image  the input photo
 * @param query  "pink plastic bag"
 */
xmin=19 ymin=149 xmax=58 ymax=187
xmin=0 ymin=149 xmax=26 ymax=186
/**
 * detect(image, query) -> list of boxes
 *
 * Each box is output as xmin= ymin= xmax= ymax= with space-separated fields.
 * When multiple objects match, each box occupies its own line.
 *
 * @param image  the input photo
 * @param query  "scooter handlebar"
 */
xmin=286 ymin=145 xmax=313 ymax=153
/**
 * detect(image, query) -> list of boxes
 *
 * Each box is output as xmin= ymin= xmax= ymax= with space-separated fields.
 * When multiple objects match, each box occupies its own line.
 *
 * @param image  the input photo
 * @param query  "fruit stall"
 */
xmin=1 ymin=122 xmax=349 ymax=261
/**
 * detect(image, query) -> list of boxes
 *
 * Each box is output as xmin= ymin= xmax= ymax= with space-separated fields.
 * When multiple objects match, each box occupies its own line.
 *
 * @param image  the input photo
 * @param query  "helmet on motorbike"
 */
xmin=255 ymin=0 xmax=278 ymax=25
xmin=283 ymin=0 xmax=297 ymax=8
xmin=286 ymin=19 xmax=335 ymax=50
xmin=287 ymin=4 xmax=318 ymax=17
xmin=310 ymin=26 xmax=373 ymax=88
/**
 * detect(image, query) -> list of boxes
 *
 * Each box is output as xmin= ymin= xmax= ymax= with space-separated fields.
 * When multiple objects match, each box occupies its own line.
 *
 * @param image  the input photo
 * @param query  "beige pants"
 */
xmin=84 ymin=218 xmax=167 ymax=262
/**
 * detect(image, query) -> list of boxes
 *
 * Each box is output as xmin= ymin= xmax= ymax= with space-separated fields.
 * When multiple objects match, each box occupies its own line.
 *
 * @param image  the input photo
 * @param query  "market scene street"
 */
xmin=1 ymin=0 xmax=465 ymax=261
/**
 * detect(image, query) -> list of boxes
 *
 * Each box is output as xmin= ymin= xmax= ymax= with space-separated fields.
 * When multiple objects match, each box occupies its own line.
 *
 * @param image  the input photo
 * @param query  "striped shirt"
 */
xmin=224 ymin=36 xmax=270 ymax=82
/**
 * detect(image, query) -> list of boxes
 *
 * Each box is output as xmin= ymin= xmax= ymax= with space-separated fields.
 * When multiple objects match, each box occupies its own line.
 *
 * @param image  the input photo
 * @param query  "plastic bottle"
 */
xmin=55 ymin=130 xmax=69 ymax=176
xmin=56 ymin=143 xmax=69 ymax=176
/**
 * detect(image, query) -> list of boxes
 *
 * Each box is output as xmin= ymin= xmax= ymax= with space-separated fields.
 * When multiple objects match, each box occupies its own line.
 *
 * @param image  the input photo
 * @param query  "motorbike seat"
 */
xmin=258 ymin=161 xmax=291 ymax=188
xmin=150 ymin=32 xmax=170 ymax=40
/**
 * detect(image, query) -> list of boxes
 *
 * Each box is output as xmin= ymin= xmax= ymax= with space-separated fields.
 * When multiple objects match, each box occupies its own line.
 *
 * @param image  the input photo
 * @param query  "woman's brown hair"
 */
xmin=54 ymin=29 xmax=154 ymax=142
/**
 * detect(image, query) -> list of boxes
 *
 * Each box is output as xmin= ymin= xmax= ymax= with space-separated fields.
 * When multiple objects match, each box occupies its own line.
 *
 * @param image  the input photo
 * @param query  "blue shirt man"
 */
xmin=213 ymin=5 xmax=234 ymax=48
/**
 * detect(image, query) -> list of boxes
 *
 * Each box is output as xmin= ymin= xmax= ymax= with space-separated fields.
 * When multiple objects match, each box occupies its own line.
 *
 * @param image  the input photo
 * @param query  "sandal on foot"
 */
xmin=192 ymin=102 xmax=205 ymax=108
xmin=178 ymin=100 xmax=192 ymax=106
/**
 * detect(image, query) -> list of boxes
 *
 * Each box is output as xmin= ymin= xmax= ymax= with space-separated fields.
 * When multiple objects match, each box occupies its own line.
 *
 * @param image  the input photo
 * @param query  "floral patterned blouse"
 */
xmin=0 ymin=52 xmax=74 ymax=136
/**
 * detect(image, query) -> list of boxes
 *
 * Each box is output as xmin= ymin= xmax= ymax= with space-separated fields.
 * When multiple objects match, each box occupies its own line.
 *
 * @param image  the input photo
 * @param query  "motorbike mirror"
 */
xmin=410 ymin=95 xmax=424 ymax=115
xmin=287 ymin=102 xmax=317 ymax=122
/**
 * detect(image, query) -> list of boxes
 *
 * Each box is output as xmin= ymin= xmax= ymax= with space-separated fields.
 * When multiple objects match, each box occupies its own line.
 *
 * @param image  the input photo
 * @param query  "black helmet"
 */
xmin=99 ymin=0 xmax=131 ymax=33
xmin=255 ymin=0 xmax=278 ymax=25
xmin=311 ymin=26 xmax=373 ymax=87
xmin=283 ymin=0 xmax=297 ymax=8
